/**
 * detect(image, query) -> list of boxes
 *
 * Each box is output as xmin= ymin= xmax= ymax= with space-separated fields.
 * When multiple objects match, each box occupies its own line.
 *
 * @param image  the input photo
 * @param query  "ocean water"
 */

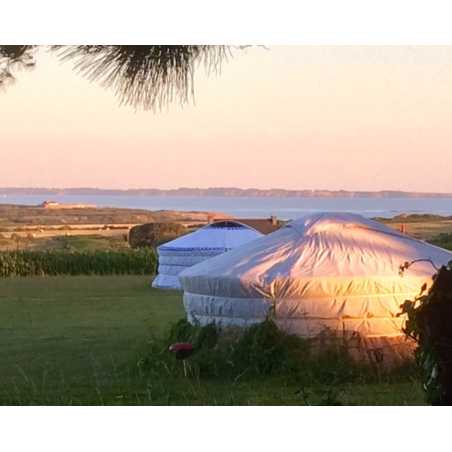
xmin=2 ymin=194 xmax=452 ymax=220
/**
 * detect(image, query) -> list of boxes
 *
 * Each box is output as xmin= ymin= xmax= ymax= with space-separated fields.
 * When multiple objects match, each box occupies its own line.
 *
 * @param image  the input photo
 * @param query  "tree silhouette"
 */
xmin=0 ymin=45 xmax=232 ymax=111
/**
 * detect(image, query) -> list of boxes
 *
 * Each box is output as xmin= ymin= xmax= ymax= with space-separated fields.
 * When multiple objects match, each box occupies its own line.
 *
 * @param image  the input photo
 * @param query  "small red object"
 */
xmin=169 ymin=342 xmax=194 ymax=360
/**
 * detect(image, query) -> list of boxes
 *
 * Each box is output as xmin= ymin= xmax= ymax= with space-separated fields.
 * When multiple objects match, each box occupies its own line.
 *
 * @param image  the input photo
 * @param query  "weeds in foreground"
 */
xmin=136 ymin=318 xmax=419 ymax=406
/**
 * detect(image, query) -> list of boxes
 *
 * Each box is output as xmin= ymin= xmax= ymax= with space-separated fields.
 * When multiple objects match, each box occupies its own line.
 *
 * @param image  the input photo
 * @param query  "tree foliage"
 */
xmin=0 ymin=45 xmax=37 ymax=90
xmin=399 ymin=260 xmax=452 ymax=405
xmin=0 ymin=45 xmax=231 ymax=111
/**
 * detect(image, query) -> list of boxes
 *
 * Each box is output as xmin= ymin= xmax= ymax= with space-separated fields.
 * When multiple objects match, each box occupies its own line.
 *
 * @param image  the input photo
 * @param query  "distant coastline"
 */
xmin=1 ymin=187 xmax=452 ymax=198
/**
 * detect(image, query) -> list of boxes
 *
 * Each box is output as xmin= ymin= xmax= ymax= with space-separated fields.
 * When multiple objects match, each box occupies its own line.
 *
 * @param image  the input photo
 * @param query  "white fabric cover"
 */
xmin=152 ymin=221 xmax=263 ymax=290
xmin=179 ymin=212 xmax=452 ymax=339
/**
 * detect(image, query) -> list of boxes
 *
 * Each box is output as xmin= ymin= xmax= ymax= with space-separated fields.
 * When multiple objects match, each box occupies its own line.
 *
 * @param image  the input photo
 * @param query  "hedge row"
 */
xmin=0 ymin=248 xmax=158 ymax=277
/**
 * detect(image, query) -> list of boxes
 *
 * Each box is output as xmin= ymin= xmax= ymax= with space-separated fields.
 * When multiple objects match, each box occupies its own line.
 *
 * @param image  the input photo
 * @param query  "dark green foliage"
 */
xmin=400 ymin=260 xmax=452 ymax=405
xmin=129 ymin=222 xmax=187 ymax=248
xmin=163 ymin=319 xmax=219 ymax=354
xmin=167 ymin=319 xmax=195 ymax=343
xmin=195 ymin=323 xmax=219 ymax=350
xmin=0 ymin=248 xmax=158 ymax=277
xmin=427 ymin=233 xmax=452 ymax=251
xmin=219 ymin=319 xmax=299 ymax=378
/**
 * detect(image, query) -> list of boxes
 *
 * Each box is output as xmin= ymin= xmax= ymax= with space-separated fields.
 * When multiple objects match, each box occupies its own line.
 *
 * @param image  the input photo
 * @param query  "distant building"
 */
xmin=40 ymin=201 xmax=59 ymax=208
xmin=39 ymin=200 xmax=96 ymax=209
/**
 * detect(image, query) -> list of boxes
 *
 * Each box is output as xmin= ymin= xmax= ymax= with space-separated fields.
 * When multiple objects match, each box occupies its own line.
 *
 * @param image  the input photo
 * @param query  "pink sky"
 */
xmin=2 ymin=45 xmax=452 ymax=192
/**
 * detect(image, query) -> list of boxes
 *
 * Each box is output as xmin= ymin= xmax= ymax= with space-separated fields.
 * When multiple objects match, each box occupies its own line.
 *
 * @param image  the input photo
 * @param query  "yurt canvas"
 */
xmin=152 ymin=220 xmax=263 ymax=290
xmin=179 ymin=212 xmax=452 ymax=365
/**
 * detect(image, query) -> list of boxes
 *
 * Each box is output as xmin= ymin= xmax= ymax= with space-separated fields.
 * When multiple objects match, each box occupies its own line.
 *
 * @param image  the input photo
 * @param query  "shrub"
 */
xmin=128 ymin=222 xmax=186 ymax=248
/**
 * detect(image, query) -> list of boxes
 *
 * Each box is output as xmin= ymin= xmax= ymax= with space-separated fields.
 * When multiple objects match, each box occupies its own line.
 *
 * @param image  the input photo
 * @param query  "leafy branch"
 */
xmin=399 ymin=259 xmax=452 ymax=405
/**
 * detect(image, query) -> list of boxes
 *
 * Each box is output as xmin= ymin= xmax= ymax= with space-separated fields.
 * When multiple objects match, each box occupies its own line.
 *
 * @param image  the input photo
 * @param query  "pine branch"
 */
xmin=50 ymin=45 xmax=231 ymax=111
xmin=0 ymin=45 xmax=36 ymax=91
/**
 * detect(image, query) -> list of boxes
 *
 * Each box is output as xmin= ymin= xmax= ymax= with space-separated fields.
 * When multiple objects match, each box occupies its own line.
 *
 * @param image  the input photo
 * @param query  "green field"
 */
xmin=0 ymin=275 xmax=425 ymax=405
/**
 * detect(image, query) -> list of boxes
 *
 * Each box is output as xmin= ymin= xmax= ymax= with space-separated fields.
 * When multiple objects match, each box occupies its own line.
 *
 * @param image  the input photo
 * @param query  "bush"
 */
xmin=129 ymin=222 xmax=186 ymax=248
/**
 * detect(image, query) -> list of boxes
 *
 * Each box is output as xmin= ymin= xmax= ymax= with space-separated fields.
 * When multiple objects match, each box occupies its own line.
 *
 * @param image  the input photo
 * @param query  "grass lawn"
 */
xmin=0 ymin=275 xmax=184 ymax=405
xmin=0 ymin=275 xmax=426 ymax=405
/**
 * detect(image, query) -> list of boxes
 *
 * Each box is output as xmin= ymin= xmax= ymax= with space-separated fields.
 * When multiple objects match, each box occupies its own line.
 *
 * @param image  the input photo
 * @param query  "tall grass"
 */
xmin=138 ymin=318 xmax=421 ymax=406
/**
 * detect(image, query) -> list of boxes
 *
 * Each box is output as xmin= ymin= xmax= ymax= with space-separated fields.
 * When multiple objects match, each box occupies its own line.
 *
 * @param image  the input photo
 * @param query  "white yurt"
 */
xmin=179 ymin=212 xmax=452 ymax=365
xmin=152 ymin=220 xmax=263 ymax=290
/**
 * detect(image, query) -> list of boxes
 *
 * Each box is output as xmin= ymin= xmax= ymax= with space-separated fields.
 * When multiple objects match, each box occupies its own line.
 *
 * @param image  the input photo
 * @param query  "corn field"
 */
xmin=0 ymin=248 xmax=158 ymax=277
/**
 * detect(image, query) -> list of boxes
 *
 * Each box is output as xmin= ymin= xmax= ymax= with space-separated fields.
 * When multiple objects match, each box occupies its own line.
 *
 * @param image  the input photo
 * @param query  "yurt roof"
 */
xmin=157 ymin=220 xmax=263 ymax=252
xmin=179 ymin=212 xmax=452 ymax=298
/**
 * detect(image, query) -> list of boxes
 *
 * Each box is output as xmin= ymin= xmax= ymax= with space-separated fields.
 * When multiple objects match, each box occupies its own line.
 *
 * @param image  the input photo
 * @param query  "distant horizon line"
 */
xmin=1 ymin=187 xmax=452 ymax=198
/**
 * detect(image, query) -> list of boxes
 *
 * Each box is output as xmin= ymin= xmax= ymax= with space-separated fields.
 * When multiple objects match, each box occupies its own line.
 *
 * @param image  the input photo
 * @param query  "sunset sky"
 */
xmin=2 ymin=45 xmax=452 ymax=192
